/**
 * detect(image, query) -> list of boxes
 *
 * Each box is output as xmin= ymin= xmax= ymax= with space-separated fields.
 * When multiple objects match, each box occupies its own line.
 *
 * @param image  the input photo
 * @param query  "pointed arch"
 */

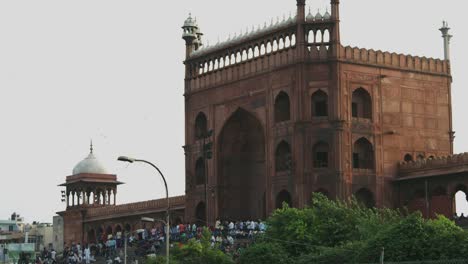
xmin=313 ymin=141 xmax=329 ymax=168
xmin=195 ymin=157 xmax=205 ymax=185
xmin=275 ymin=141 xmax=291 ymax=172
xmin=276 ymin=190 xmax=292 ymax=209
xmin=404 ymin=154 xmax=413 ymax=162
xmin=353 ymin=138 xmax=374 ymax=169
xmin=352 ymin=88 xmax=372 ymax=119
xmin=195 ymin=112 xmax=208 ymax=139
xmin=195 ymin=202 xmax=206 ymax=226
xmin=311 ymin=90 xmax=328 ymax=117
xmin=274 ymin=91 xmax=291 ymax=123
xmin=355 ymin=188 xmax=375 ymax=208
xmin=217 ymin=108 xmax=266 ymax=220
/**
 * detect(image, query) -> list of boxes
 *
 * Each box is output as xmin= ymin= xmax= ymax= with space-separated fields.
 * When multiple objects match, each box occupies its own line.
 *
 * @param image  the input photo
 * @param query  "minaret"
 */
xmin=330 ymin=0 xmax=341 ymax=57
xmin=439 ymin=21 xmax=452 ymax=60
xmin=296 ymin=0 xmax=306 ymax=59
xmin=182 ymin=13 xmax=201 ymax=59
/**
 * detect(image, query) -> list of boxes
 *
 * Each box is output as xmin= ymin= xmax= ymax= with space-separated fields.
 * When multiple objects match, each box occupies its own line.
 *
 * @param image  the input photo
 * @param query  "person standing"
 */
xmin=84 ymin=244 xmax=91 ymax=264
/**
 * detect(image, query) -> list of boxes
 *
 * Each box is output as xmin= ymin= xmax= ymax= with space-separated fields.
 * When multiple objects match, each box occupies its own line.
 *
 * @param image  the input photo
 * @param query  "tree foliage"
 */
xmin=241 ymin=193 xmax=468 ymax=263
xmin=171 ymin=227 xmax=234 ymax=264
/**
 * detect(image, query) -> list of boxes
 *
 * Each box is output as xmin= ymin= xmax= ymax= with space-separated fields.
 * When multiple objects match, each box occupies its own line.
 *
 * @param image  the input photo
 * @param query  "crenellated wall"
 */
xmin=339 ymin=46 xmax=450 ymax=75
xmin=184 ymin=14 xmax=337 ymax=94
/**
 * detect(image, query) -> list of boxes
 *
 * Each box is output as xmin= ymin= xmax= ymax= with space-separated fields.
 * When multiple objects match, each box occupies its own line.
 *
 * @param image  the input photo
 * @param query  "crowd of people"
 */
xmin=57 ymin=219 xmax=266 ymax=263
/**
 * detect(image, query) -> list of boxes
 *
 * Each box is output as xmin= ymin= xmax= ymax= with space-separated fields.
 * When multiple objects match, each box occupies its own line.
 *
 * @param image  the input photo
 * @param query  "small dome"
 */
xmin=323 ymin=10 xmax=331 ymax=20
xmin=72 ymin=144 xmax=107 ymax=175
xmin=183 ymin=13 xmax=197 ymax=28
xmin=315 ymin=10 xmax=323 ymax=20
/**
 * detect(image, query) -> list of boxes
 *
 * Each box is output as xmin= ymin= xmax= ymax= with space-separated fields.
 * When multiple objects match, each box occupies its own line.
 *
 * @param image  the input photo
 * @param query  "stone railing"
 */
xmin=399 ymin=153 xmax=468 ymax=173
xmin=184 ymin=12 xmax=336 ymax=93
xmin=85 ymin=195 xmax=185 ymax=218
xmin=339 ymin=46 xmax=450 ymax=75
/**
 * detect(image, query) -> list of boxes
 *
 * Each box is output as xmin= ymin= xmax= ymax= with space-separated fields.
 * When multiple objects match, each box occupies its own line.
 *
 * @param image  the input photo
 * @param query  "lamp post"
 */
xmin=117 ymin=156 xmax=170 ymax=264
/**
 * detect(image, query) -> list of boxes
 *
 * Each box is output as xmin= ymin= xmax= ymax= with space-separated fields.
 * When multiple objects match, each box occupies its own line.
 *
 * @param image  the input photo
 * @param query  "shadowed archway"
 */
xmin=218 ymin=108 xmax=265 ymax=220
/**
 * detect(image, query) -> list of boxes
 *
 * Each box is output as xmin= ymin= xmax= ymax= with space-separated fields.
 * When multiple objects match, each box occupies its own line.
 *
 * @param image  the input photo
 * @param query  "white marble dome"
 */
xmin=72 ymin=146 xmax=107 ymax=175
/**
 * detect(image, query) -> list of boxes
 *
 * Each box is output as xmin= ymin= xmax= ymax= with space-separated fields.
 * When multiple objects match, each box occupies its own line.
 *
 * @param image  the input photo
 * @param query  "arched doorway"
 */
xmin=106 ymin=226 xmax=113 ymax=239
xmin=355 ymin=188 xmax=375 ymax=208
xmin=195 ymin=202 xmax=206 ymax=226
xmin=431 ymin=186 xmax=450 ymax=218
xmin=87 ymin=229 xmax=96 ymax=244
xmin=276 ymin=190 xmax=292 ymax=209
xmin=218 ymin=108 xmax=266 ymax=220
xmin=115 ymin=225 xmax=122 ymax=238
xmin=454 ymin=185 xmax=468 ymax=217
xmin=124 ymin=224 xmax=131 ymax=233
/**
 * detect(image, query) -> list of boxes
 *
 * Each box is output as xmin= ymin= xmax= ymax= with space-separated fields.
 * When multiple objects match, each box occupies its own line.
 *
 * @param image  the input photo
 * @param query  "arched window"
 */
xmin=313 ymin=141 xmax=329 ymax=168
xmin=274 ymin=92 xmax=291 ymax=123
xmin=276 ymin=190 xmax=292 ymax=209
xmin=311 ymin=90 xmax=328 ymax=117
xmin=355 ymin=188 xmax=375 ymax=208
xmin=353 ymin=138 xmax=374 ymax=169
xmin=417 ymin=154 xmax=425 ymax=160
xmin=275 ymin=141 xmax=291 ymax=172
xmin=195 ymin=112 xmax=208 ymax=139
xmin=352 ymin=88 xmax=372 ymax=119
xmin=195 ymin=158 xmax=205 ymax=185
xmin=404 ymin=154 xmax=413 ymax=162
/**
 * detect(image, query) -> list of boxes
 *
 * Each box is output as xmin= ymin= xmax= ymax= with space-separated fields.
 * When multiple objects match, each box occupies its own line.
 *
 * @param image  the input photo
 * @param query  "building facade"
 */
xmin=59 ymin=0 xmax=468 ymax=247
xmin=57 ymin=145 xmax=185 ymax=247
xmin=182 ymin=0 xmax=454 ymax=224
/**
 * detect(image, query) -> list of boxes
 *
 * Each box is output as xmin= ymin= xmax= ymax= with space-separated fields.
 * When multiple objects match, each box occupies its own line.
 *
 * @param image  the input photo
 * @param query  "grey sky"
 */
xmin=0 ymin=0 xmax=466 ymax=223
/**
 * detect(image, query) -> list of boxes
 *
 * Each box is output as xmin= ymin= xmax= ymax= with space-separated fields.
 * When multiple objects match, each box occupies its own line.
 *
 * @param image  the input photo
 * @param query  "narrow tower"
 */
xmin=182 ymin=13 xmax=202 ymax=59
xmin=439 ymin=21 xmax=452 ymax=60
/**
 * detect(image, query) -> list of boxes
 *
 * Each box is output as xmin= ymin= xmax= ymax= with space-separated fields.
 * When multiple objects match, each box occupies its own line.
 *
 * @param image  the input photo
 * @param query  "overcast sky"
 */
xmin=0 ymin=0 xmax=466 ymax=223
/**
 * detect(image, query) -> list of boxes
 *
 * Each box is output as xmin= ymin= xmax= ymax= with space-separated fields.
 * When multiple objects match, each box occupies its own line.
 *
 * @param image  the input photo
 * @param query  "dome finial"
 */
xmin=90 ymin=139 xmax=94 ymax=154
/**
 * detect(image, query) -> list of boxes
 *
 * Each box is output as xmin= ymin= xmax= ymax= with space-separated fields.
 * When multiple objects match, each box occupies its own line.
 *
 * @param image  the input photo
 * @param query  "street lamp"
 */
xmin=117 ymin=156 xmax=170 ymax=264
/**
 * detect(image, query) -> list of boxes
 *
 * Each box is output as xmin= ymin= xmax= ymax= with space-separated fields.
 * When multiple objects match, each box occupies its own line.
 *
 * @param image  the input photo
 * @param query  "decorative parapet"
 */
xmin=398 ymin=153 xmax=468 ymax=179
xmin=184 ymin=11 xmax=336 ymax=93
xmin=85 ymin=195 xmax=185 ymax=220
xmin=339 ymin=46 xmax=450 ymax=75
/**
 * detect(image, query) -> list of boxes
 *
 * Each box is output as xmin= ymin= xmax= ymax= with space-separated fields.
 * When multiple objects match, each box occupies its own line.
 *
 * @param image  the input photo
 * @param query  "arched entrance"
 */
xmin=87 ymin=229 xmax=96 ymax=244
xmin=218 ymin=108 xmax=265 ymax=220
xmin=355 ymin=188 xmax=375 ymax=208
xmin=276 ymin=190 xmax=292 ymax=209
xmin=454 ymin=185 xmax=468 ymax=217
xmin=195 ymin=202 xmax=206 ymax=226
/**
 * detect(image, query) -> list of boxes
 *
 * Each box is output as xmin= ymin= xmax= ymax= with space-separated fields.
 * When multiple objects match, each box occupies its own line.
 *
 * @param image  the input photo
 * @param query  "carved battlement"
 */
xmin=184 ymin=13 xmax=336 ymax=93
xmin=398 ymin=153 xmax=468 ymax=178
xmin=182 ymin=1 xmax=450 ymax=94
xmin=85 ymin=195 xmax=185 ymax=220
xmin=339 ymin=46 xmax=450 ymax=75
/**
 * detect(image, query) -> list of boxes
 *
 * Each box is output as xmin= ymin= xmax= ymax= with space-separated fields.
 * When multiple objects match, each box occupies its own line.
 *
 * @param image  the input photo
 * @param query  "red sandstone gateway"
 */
xmin=58 ymin=0 xmax=462 ymax=248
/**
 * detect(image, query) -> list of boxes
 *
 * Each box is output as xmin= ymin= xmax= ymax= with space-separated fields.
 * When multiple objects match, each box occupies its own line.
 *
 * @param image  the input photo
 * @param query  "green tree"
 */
xmin=241 ymin=193 xmax=468 ymax=263
xmin=238 ymin=242 xmax=291 ymax=264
